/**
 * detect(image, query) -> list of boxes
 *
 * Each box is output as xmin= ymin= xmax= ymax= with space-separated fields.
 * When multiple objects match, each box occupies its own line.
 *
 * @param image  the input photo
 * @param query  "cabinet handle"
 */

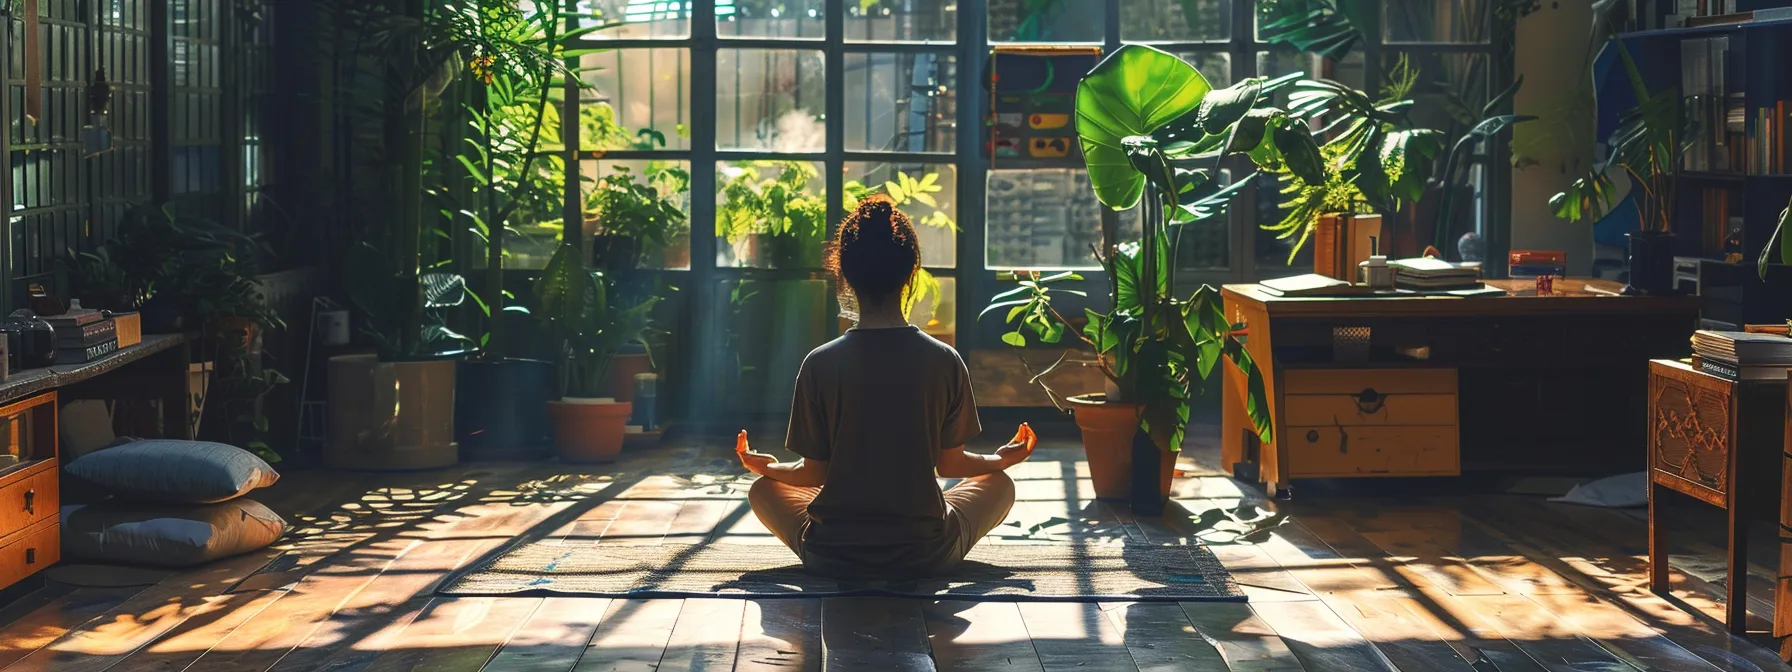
xmin=1354 ymin=388 xmax=1387 ymax=415
xmin=24 ymin=548 xmax=34 ymax=564
xmin=22 ymin=489 xmax=32 ymax=515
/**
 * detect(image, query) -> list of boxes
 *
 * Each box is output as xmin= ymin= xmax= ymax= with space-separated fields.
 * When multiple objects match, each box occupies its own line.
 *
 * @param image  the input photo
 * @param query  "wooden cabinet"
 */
xmin=1277 ymin=368 xmax=1462 ymax=479
xmin=0 ymin=392 xmax=56 ymax=593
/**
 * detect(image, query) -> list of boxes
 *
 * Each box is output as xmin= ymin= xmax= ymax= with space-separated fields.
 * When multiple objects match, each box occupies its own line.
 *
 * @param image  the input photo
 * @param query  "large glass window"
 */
xmin=540 ymin=0 xmax=1509 ymax=417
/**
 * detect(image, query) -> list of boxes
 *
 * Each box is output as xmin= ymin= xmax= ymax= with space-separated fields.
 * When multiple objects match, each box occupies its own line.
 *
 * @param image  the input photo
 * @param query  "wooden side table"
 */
xmin=1647 ymin=359 xmax=1785 ymax=635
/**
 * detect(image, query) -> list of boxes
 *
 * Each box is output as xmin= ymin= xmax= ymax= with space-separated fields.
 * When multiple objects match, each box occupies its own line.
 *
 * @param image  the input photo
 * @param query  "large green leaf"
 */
xmin=1272 ymin=121 xmax=1325 ymax=186
xmin=1076 ymin=45 xmax=1213 ymax=210
xmin=1195 ymin=78 xmax=1265 ymax=135
xmin=1761 ymin=198 xmax=1792 ymax=281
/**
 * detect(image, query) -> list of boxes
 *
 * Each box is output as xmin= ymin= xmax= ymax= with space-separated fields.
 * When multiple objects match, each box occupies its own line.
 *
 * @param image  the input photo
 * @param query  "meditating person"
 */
xmin=737 ymin=196 xmax=1036 ymax=578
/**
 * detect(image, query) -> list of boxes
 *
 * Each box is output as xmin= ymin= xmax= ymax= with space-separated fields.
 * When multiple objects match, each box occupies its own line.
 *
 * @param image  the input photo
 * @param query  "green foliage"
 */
xmin=985 ymin=46 xmax=1292 ymax=452
xmin=1256 ymin=0 xmax=1371 ymax=61
xmin=1259 ymin=76 xmax=1446 ymax=262
xmin=1550 ymin=39 xmax=1691 ymax=235
xmin=1758 ymin=197 xmax=1792 ymax=281
xmin=717 ymin=161 xmax=829 ymax=267
xmin=843 ymin=171 xmax=956 ymax=231
xmin=586 ymin=164 xmax=690 ymax=258
xmin=533 ymin=243 xmax=657 ymax=398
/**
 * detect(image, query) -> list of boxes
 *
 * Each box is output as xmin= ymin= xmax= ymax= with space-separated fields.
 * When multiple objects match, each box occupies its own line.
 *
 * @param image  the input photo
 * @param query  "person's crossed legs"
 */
xmin=747 ymin=472 xmax=1016 ymax=567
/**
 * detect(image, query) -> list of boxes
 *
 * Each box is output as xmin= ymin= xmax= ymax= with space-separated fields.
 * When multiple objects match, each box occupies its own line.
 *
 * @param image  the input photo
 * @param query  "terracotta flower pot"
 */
xmin=1068 ymin=393 xmax=1177 ymax=501
xmin=1070 ymin=393 xmax=1140 ymax=500
xmin=548 ymin=398 xmax=633 ymax=463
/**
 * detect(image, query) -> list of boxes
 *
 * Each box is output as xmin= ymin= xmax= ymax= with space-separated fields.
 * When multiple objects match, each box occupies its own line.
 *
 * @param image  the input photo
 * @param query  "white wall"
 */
xmin=1509 ymin=0 xmax=1596 ymax=275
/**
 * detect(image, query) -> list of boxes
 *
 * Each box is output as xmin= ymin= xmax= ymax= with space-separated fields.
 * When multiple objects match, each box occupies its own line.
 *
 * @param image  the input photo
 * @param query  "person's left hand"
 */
xmin=736 ymin=430 xmax=774 ymax=477
xmin=994 ymin=423 xmax=1037 ymax=468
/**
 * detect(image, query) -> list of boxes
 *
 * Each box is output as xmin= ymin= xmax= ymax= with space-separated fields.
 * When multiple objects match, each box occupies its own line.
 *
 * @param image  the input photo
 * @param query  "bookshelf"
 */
xmin=1602 ymin=5 xmax=1792 ymax=325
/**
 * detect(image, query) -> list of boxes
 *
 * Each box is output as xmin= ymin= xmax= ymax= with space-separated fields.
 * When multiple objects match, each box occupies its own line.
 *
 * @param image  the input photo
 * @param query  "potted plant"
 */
xmin=983 ymin=46 xmax=1318 ymax=507
xmin=321 ymin=0 xmax=511 ymax=471
xmin=1549 ymin=35 xmax=1689 ymax=295
xmin=1259 ymin=60 xmax=1445 ymax=266
xmin=584 ymin=161 xmax=688 ymax=405
xmin=535 ymin=243 xmax=656 ymax=463
xmin=448 ymin=0 xmax=591 ymax=460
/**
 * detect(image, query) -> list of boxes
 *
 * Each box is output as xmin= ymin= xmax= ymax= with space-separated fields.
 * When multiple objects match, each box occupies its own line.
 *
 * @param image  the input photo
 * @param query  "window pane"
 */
xmin=577 ymin=0 xmax=690 ymax=39
xmin=988 ymin=0 xmax=1104 ymax=43
xmin=1122 ymin=0 xmax=1230 ymax=42
xmin=714 ymin=277 xmax=834 ymax=415
xmin=1177 ymin=51 xmax=1231 ymax=89
xmin=986 ymin=169 xmax=1139 ymax=270
xmin=716 ymin=49 xmax=826 ymax=151
xmin=717 ymin=160 xmax=828 ymax=269
xmin=583 ymin=159 xmax=693 ymax=271
xmin=1388 ymin=51 xmax=1492 ymax=248
xmin=910 ymin=275 xmax=955 ymax=343
xmin=499 ymin=154 xmax=567 ymax=271
xmin=718 ymin=0 xmax=825 ymax=38
xmin=1255 ymin=49 xmax=1364 ymax=102
xmin=845 ymin=0 xmax=956 ymax=43
xmin=844 ymin=162 xmax=956 ymax=267
xmin=844 ymin=52 xmax=956 ymax=152
xmin=1384 ymin=0 xmax=1490 ymax=43
xmin=581 ymin=49 xmax=690 ymax=151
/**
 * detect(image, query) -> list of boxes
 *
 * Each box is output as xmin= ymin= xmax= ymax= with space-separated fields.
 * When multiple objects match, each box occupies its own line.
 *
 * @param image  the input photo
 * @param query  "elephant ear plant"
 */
xmin=984 ymin=45 xmax=1327 ymax=452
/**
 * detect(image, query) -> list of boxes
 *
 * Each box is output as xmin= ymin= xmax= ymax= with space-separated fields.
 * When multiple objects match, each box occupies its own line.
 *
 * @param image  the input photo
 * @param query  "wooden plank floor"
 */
xmin=1 ymin=437 xmax=1789 ymax=672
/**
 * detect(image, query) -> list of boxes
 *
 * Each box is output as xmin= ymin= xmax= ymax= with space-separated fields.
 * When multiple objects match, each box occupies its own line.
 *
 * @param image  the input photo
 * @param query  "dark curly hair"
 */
xmin=826 ymin=195 xmax=921 ymax=306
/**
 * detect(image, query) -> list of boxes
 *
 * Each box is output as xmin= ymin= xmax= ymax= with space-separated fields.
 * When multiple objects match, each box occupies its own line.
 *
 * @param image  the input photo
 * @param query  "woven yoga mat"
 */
xmin=439 ymin=540 xmax=1243 ymax=602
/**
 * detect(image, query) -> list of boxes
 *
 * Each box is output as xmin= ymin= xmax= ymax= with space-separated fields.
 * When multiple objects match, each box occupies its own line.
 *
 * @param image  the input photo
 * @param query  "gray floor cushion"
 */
xmin=64 ymin=439 xmax=279 ymax=503
xmin=61 ymin=498 xmax=287 ymax=568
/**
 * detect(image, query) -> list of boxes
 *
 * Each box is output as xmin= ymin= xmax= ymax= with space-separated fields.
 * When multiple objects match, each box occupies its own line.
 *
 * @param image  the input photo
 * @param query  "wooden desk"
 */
xmin=0 ymin=334 xmax=192 ymax=598
xmin=1221 ymin=279 xmax=1700 ymax=496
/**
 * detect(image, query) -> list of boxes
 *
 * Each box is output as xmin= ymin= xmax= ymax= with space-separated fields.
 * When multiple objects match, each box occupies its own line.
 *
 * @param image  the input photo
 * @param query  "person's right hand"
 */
xmin=736 ymin=430 xmax=774 ymax=477
xmin=994 ymin=423 xmax=1036 ymax=468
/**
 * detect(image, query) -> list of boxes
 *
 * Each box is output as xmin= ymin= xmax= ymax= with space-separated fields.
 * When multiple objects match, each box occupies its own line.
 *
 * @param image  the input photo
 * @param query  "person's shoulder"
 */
xmin=911 ymin=330 xmax=966 ymax=365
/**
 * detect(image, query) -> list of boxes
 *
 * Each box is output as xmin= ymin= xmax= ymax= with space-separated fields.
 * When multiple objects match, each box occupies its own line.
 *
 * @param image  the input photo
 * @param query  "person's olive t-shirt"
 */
xmin=784 ymin=325 xmax=981 ymax=575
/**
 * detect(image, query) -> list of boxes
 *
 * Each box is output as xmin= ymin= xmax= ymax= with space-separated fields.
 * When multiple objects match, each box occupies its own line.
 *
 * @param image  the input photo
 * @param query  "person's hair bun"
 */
xmin=826 ymin=194 xmax=920 ymax=305
xmin=857 ymin=195 xmax=895 ymax=218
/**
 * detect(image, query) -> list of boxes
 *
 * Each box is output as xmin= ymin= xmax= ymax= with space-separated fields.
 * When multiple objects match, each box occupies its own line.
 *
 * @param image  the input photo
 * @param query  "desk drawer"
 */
xmin=1284 ymin=393 xmax=1458 ymax=427
xmin=0 ymin=520 xmax=56 ymax=590
xmin=1286 ymin=425 xmax=1460 ymax=477
xmin=1283 ymin=368 xmax=1457 ymax=395
xmin=0 ymin=465 xmax=56 ymax=534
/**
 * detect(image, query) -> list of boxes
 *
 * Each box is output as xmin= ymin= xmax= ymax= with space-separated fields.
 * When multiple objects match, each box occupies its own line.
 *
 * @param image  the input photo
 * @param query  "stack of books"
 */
xmin=1389 ymin=258 xmax=1481 ymax=291
xmin=45 ymin=310 xmax=117 ymax=365
xmin=1692 ymin=330 xmax=1792 ymax=381
xmin=1508 ymin=250 xmax=1566 ymax=278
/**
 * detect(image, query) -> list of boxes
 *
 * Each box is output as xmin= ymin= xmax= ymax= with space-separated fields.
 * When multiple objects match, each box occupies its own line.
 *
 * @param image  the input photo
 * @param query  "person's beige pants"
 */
xmin=747 ymin=471 xmax=1016 ymax=568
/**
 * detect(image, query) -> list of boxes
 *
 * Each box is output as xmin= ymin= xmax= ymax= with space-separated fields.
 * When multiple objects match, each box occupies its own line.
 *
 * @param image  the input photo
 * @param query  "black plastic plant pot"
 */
xmin=1129 ymin=428 xmax=1166 ymax=516
xmin=1623 ymin=231 xmax=1678 ymax=296
xmin=456 ymin=358 xmax=556 ymax=461
xmin=139 ymin=296 xmax=186 ymax=334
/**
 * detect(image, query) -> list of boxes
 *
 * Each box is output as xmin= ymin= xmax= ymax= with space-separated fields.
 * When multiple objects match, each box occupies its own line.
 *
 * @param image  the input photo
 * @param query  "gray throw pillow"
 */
xmin=64 ymin=440 xmax=279 ymax=503
xmin=60 ymin=499 xmax=287 ymax=568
